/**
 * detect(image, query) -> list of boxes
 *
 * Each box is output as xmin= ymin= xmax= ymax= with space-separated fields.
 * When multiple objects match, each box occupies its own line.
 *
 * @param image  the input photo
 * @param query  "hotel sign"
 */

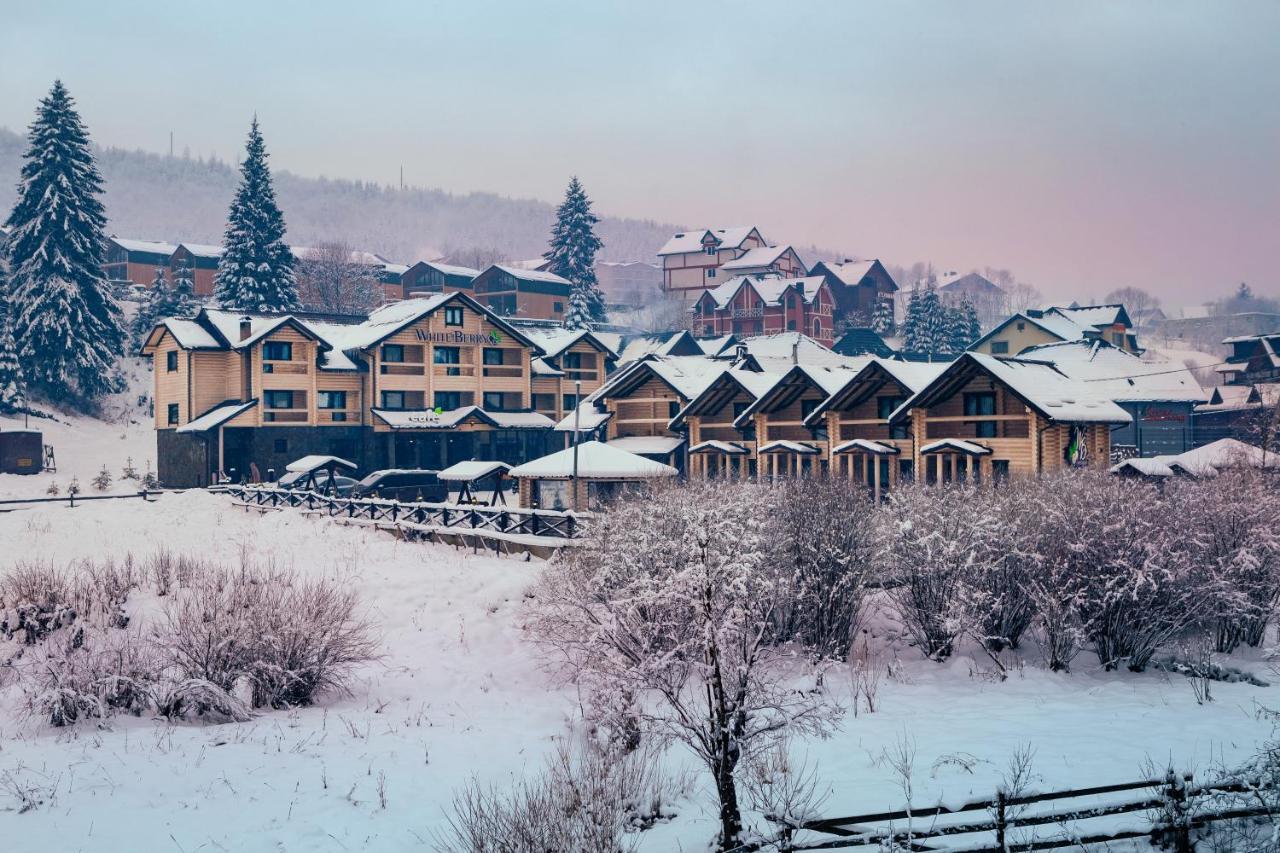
xmin=415 ymin=329 xmax=504 ymax=345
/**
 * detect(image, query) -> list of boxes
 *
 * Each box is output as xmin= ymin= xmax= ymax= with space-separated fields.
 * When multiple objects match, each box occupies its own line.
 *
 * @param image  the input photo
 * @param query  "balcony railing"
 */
xmin=263 ymin=362 xmax=308 ymax=375
xmin=482 ymin=365 xmax=523 ymax=378
xmin=563 ymin=369 xmax=599 ymax=381
xmin=433 ymin=364 xmax=476 ymax=378
xmin=263 ymin=410 xmax=308 ymax=423
xmin=381 ymin=363 xmax=426 ymax=376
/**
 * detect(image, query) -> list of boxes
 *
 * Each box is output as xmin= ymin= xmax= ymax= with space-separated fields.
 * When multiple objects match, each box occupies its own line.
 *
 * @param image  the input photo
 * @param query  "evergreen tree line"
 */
xmin=899 ymin=278 xmax=982 ymax=356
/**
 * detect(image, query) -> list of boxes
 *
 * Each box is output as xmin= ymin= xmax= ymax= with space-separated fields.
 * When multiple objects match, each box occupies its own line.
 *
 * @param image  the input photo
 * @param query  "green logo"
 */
xmin=489 ymin=330 xmax=504 ymax=344
xmin=433 ymin=406 xmax=444 ymax=415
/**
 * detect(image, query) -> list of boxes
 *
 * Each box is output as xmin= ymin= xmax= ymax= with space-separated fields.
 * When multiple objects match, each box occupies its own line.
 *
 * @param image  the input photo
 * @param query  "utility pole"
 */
xmin=169 ymin=131 xmax=173 ymax=157
xmin=571 ymin=380 xmax=582 ymax=512
xmin=399 ymin=165 xmax=404 ymax=191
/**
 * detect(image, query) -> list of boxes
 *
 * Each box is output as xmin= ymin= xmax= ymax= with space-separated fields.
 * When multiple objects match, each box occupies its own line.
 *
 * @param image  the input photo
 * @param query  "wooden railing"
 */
xmin=0 ymin=490 xmax=160 ymax=511
xmin=380 ymin=363 xmax=426 ymax=376
xmin=482 ymin=365 xmax=524 ymax=378
xmin=264 ymin=362 xmax=308 ymax=374
xmin=263 ymin=410 xmax=308 ymax=423
xmin=744 ymin=770 xmax=1277 ymax=852
xmin=213 ymin=484 xmax=587 ymax=540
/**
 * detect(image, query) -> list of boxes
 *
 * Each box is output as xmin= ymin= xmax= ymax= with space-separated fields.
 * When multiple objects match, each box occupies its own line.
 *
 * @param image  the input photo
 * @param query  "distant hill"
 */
xmin=0 ymin=127 xmax=680 ymax=265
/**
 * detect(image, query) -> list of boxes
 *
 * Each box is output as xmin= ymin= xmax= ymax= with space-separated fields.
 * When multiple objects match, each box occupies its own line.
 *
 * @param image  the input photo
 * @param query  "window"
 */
xmin=564 ymin=352 xmax=582 ymax=370
xmin=382 ymin=344 xmax=405 ymax=363
xmin=553 ymin=301 xmax=563 ymax=313
xmin=1016 ymin=322 xmax=1026 ymax=331
xmin=813 ymin=319 xmax=822 ymax=338
xmin=433 ymin=346 xmax=460 ymax=364
xmin=163 ymin=350 xmax=178 ymax=372
xmin=264 ymin=390 xmax=294 ymax=409
xmin=434 ymin=391 xmax=462 ymax=410
xmin=167 ymin=403 xmax=179 ymax=425
xmin=263 ymin=341 xmax=292 ymax=361
xmin=483 ymin=391 xmax=508 ymax=411
xmin=787 ymin=320 xmax=796 ymax=331
xmin=707 ymin=268 xmax=716 ymax=279
xmin=877 ymin=395 xmax=909 ymax=439
xmin=964 ymin=391 xmax=997 ymax=438
xmin=801 ymin=399 xmax=819 ymax=421
xmin=733 ymin=401 xmax=749 ymax=420
xmin=991 ymin=341 xmax=1009 ymax=355
xmin=668 ymin=400 xmax=680 ymax=419
xmin=381 ymin=390 xmax=406 ymax=410
xmin=274 ymin=439 xmax=288 ymax=454
xmin=704 ymin=245 xmax=717 ymax=256
xmin=705 ymin=325 xmax=714 ymax=336
xmin=317 ymin=390 xmax=346 ymax=409
xmin=992 ymin=459 xmax=1010 ymax=482
xmin=563 ymin=393 xmax=580 ymax=412
xmin=482 ymin=347 xmax=504 ymax=366
xmin=532 ymin=393 xmax=556 ymax=412
xmin=444 ymin=306 xmax=464 ymax=326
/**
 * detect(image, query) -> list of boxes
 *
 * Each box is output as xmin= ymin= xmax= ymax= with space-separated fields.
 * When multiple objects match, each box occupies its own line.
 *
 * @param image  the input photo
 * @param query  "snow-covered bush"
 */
xmin=1171 ymin=471 xmax=1280 ymax=652
xmin=437 ymin=739 xmax=669 ymax=853
xmin=0 ymin=563 xmax=77 ymax=644
xmin=531 ymin=481 xmax=840 ymax=849
xmin=161 ymin=563 xmax=377 ymax=709
xmin=881 ymin=484 xmax=995 ymax=661
xmin=92 ymin=464 xmax=112 ymax=492
xmin=956 ymin=482 xmax=1039 ymax=653
xmin=120 ymin=457 xmax=139 ymax=481
xmin=20 ymin=627 xmax=159 ymax=726
xmin=765 ymin=477 xmax=881 ymax=660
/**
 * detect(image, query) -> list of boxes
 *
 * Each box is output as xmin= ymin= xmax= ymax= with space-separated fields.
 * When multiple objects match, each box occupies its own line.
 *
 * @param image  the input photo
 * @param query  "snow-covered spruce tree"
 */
xmin=0 ymin=313 xmax=26 ymax=415
xmin=899 ymin=284 xmax=925 ymax=351
xmin=4 ymin=80 xmax=126 ymax=405
xmin=169 ymin=261 xmax=199 ymax=317
xmin=871 ymin=296 xmax=895 ymax=335
xmin=960 ymin=299 xmax=981 ymax=349
xmin=130 ymin=267 xmax=170 ymax=348
xmin=213 ymin=118 xmax=299 ymax=312
xmin=563 ymin=281 xmax=592 ymax=331
xmin=531 ymin=481 xmax=839 ymax=851
xmin=546 ymin=176 xmax=606 ymax=325
xmin=917 ymin=280 xmax=946 ymax=356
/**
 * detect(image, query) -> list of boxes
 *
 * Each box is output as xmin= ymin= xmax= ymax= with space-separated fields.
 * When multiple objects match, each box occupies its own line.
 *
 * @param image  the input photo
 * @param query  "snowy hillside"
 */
xmin=0 ymin=357 xmax=154 ymax=500
xmin=0 ymin=489 xmax=1274 ymax=851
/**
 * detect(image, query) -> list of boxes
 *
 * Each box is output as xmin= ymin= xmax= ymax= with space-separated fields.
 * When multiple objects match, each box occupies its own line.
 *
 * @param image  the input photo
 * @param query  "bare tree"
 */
xmin=529 ymin=482 xmax=840 ymax=851
xmin=296 ymin=240 xmax=383 ymax=314
xmin=1005 ymin=281 xmax=1043 ymax=315
xmin=1105 ymin=286 xmax=1161 ymax=330
xmin=443 ymin=246 xmax=508 ymax=271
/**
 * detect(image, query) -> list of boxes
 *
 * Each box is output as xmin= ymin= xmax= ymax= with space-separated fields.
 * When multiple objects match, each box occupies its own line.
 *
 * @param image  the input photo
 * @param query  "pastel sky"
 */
xmin=2 ymin=0 xmax=1276 ymax=306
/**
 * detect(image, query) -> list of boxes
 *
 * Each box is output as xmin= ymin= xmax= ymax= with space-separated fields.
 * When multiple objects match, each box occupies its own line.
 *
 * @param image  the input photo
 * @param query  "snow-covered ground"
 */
xmin=1 ymin=489 xmax=1276 ymax=850
xmin=0 ymin=358 xmax=155 ymax=500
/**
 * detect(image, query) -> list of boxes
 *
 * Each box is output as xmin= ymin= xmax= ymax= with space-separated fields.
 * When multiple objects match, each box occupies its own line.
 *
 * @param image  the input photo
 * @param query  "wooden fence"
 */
xmin=212 ymin=484 xmax=587 ymax=541
xmin=749 ymin=771 xmax=1276 ymax=852
xmin=0 ymin=489 xmax=159 ymax=511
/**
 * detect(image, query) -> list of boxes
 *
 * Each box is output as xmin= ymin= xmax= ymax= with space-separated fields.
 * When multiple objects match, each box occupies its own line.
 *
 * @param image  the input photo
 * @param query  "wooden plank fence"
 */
xmin=0 ymin=489 xmax=159 ymax=511
xmin=212 ymin=484 xmax=587 ymax=541
xmin=746 ymin=771 xmax=1277 ymax=852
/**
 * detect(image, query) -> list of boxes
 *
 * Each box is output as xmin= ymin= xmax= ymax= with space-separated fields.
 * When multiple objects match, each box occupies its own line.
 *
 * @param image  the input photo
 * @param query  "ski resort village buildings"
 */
xmin=970 ymin=304 xmax=1143 ymax=356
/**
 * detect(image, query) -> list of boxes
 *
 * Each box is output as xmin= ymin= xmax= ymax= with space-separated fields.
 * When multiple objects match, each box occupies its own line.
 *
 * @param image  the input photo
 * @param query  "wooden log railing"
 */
xmin=742 ymin=770 xmax=1278 ymax=852
xmin=212 ymin=484 xmax=586 ymax=540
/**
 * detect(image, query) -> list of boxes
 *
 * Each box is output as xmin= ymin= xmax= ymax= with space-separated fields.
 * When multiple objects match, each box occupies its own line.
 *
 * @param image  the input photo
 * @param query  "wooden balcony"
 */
xmin=263 ymin=410 xmax=308 ymax=423
xmin=381 ymin=363 xmax=426 ymax=376
xmin=433 ymin=364 xmax=476 ymax=378
xmin=482 ymin=365 xmax=523 ymax=378
xmin=264 ymin=362 xmax=308 ymax=375
xmin=563 ymin=369 xmax=599 ymax=382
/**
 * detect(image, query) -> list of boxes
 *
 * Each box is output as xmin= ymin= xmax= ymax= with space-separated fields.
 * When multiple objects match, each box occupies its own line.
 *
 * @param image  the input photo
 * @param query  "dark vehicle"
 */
xmin=277 ymin=471 xmax=359 ymax=496
xmin=350 ymin=469 xmax=449 ymax=502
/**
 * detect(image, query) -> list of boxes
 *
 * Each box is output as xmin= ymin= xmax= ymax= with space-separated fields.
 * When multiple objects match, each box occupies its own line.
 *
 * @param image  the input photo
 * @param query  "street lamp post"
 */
xmin=571 ymin=380 xmax=582 ymax=512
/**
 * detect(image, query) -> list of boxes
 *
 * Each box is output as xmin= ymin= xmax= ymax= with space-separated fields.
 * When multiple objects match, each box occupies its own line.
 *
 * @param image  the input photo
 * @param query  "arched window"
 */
xmin=813 ymin=318 xmax=822 ymax=338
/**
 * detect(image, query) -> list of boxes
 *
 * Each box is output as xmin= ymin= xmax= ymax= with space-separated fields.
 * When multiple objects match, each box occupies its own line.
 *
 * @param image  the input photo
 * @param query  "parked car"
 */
xmin=277 ymin=471 xmax=360 ymax=495
xmin=350 ymin=469 xmax=448 ymax=502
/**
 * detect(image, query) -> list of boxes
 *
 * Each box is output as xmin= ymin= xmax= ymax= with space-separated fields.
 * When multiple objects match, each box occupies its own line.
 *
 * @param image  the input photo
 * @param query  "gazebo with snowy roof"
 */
xmin=508 ymin=440 xmax=677 ymax=511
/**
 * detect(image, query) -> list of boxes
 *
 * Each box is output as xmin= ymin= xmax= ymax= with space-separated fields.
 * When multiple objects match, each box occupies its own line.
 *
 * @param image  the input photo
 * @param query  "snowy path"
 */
xmin=0 ymin=491 xmax=1275 ymax=851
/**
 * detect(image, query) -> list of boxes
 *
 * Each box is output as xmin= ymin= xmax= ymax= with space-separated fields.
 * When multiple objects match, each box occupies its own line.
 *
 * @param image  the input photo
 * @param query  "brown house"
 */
xmin=691 ymin=275 xmax=837 ymax=346
xmin=809 ymin=259 xmax=899 ymax=328
xmin=656 ymin=226 xmax=769 ymax=303
xmin=169 ymin=243 xmax=224 ymax=297
xmin=470 ymin=264 xmax=572 ymax=321
xmin=103 ymin=237 xmax=179 ymax=287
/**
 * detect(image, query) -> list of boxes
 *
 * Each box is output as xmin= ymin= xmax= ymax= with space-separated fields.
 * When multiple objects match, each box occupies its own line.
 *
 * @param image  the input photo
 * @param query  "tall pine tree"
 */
xmin=900 ymin=284 xmax=926 ymax=352
xmin=545 ymin=176 xmax=606 ymax=326
xmin=959 ymin=299 xmax=981 ymax=351
xmin=214 ymin=118 xmax=298 ymax=312
xmin=4 ymin=80 xmax=126 ymax=405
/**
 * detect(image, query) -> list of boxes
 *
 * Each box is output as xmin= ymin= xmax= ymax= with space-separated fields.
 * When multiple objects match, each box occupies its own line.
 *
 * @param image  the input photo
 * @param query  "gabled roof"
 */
xmin=735 ymin=332 xmax=859 ymax=370
xmin=719 ymin=244 xmax=801 ymax=272
xmin=804 ymin=358 xmax=949 ymax=425
xmin=888 ymin=352 xmax=1132 ymax=425
xmin=509 ymin=440 xmax=678 ymax=480
xmin=938 ymin=272 xmax=1003 ymax=296
xmin=699 ymin=274 xmax=826 ymax=310
xmin=920 ymin=438 xmax=992 ymax=456
xmin=657 ymin=226 xmax=762 ymax=256
xmin=731 ymin=363 xmax=863 ymax=427
xmin=758 ymin=439 xmax=821 ymax=454
xmin=810 ymin=258 xmax=898 ymax=292
xmin=201 ymin=309 xmax=334 ymax=351
xmin=596 ymin=354 xmax=727 ymax=403
xmin=966 ymin=310 xmax=1088 ymax=353
xmin=521 ymin=327 xmax=617 ymax=360
xmin=832 ymin=328 xmax=894 ymax=358
xmin=689 ymin=440 xmax=750 ymax=455
xmin=332 ymin=292 xmax=538 ymax=351
xmin=695 ymin=334 xmax=739 ymax=357
xmin=1016 ymin=340 xmax=1205 ymax=403
xmin=285 ymin=455 xmax=358 ymax=473
xmin=437 ymin=460 xmax=511 ymax=482
xmin=668 ymin=368 xmax=785 ymax=429
xmin=174 ymin=242 xmax=223 ymax=259
xmin=1047 ymin=303 xmax=1132 ymax=330
xmin=615 ymin=330 xmax=703 ymax=363
xmin=833 ymin=438 xmax=900 ymax=455
xmin=142 ymin=318 xmax=221 ymax=351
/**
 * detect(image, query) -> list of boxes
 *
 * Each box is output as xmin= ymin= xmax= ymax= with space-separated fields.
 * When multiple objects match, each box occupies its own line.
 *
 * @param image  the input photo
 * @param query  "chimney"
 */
xmin=732 ymin=342 xmax=749 ymax=366
xmin=239 ymin=316 xmax=252 ymax=341
xmin=792 ymin=338 xmax=799 ymax=365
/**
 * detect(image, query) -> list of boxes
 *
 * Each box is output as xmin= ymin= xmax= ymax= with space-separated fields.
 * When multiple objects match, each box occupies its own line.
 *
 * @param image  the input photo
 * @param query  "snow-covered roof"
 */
xmin=508 ymin=441 xmax=678 ymax=479
xmin=531 ymin=357 xmax=564 ymax=377
xmin=614 ymin=331 xmax=698 ymax=364
xmin=371 ymin=407 xmax=554 ymax=430
xmin=700 ymin=274 xmax=824 ymax=310
xmin=657 ymin=226 xmax=760 ymax=256
xmin=335 ymin=294 xmax=455 ymax=349
xmin=689 ymin=440 xmax=750 ymax=454
xmin=1166 ymin=438 xmax=1280 ymax=477
xmin=1109 ymin=457 xmax=1176 ymax=477
xmin=890 ymin=352 xmax=1133 ymax=425
xmin=719 ymin=244 xmax=794 ymax=271
xmin=489 ymin=265 xmax=572 ymax=286
xmin=418 ymin=260 xmax=480 ymax=278
xmin=553 ymin=404 xmax=613 ymax=432
xmin=520 ymin=327 xmax=613 ymax=360
xmin=696 ymin=334 xmax=738 ymax=356
xmin=804 ymin=358 xmax=949 ymax=424
xmin=758 ymin=440 xmax=821 ymax=454
xmin=110 ymin=237 xmax=178 ymax=255
xmin=606 ymin=436 xmax=686 ymax=455
xmin=159 ymin=318 xmax=221 ymax=350
xmin=1048 ymin=304 xmax=1128 ymax=329
xmin=177 ymin=242 xmax=223 ymax=258
xmin=735 ymin=332 xmax=855 ymax=370
xmin=285 ymin=455 xmax=357 ymax=473
xmin=1017 ymin=340 xmax=1206 ymax=403
xmin=920 ymin=438 xmax=992 ymax=456
xmin=1195 ymin=385 xmax=1256 ymax=413
xmin=833 ymin=439 xmax=901 ymax=455
xmin=814 ymin=259 xmax=877 ymax=287
xmin=436 ymin=460 xmax=511 ymax=482
xmin=176 ymin=399 xmax=256 ymax=433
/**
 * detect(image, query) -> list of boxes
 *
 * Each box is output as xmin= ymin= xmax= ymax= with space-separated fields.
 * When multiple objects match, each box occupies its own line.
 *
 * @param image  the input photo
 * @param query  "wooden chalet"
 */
xmin=692 ymin=274 xmax=836 ymax=346
xmin=656 ymin=226 xmax=770 ymax=303
xmin=400 ymin=260 xmax=480 ymax=298
xmin=810 ymin=259 xmax=899 ymax=328
xmin=103 ymin=237 xmax=178 ymax=287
